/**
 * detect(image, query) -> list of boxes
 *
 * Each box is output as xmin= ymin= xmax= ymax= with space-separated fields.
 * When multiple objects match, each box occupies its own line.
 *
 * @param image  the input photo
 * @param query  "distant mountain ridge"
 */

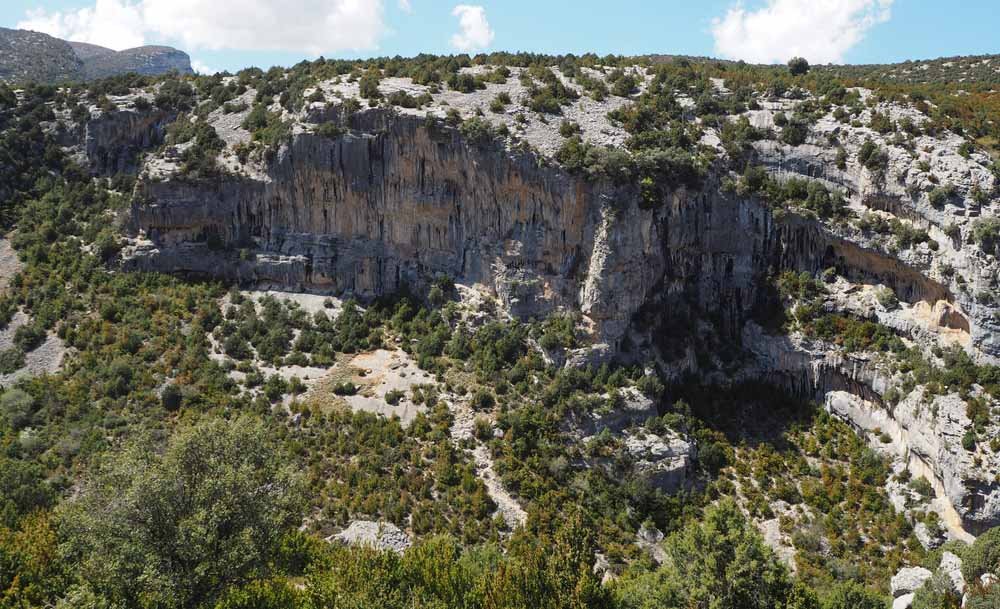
xmin=0 ymin=27 xmax=193 ymax=84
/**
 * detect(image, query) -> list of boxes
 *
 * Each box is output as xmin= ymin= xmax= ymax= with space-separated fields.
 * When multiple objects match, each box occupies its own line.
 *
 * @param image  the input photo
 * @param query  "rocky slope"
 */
xmin=0 ymin=27 xmax=81 ymax=83
xmin=0 ymin=27 xmax=193 ymax=83
xmin=69 ymin=41 xmax=194 ymax=80
xmin=60 ymin=64 xmax=1000 ymax=538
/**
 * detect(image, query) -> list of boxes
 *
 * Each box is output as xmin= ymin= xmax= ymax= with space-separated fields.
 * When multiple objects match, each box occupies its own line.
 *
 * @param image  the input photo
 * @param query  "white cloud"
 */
xmin=19 ymin=0 xmax=145 ymax=50
xmin=398 ymin=0 xmax=412 ymax=13
xmin=191 ymin=59 xmax=216 ymax=75
xmin=711 ymin=0 xmax=893 ymax=64
xmin=18 ymin=0 xmax=389 ymax=55
xmin=450 ymin=5 xmax=494 ymax=52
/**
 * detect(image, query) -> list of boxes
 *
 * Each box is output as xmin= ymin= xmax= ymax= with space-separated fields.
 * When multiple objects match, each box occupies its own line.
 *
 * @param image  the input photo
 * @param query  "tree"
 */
xmin=823 ymin=580 xmax=888 ymax=609
xmin=788 ymin=57 xmax=810 ymax=76
xmin=911 ymin=571 xmax=962 ymax=609
xmin=963 ymin=526 xmax=1000 ymax=582
xmin=614 ymin=499 xmax=794 ymax=609
xmin=359 ymin=68 xmax=382 ymax=100
xmin=161 ymin=383 xmax=183 ymax=411
xmin=58 ymin=417 xmax=305 ymax=609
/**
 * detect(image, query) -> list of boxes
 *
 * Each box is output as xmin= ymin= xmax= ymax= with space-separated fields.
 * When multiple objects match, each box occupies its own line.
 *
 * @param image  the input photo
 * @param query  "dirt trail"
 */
xmin=448 ymin=393 xmax=527 ymax=531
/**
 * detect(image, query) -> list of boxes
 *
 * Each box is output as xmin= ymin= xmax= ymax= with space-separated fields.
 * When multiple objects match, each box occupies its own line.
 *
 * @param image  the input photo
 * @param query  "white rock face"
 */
xmin=892 ymin=592 xmax=915 ymax=609
xmin=892 ymin=566 xmax=933 ymax=597
xmin=624 ymin=429 xmax=693 ymax=492
xmin=940 ymin=551 xmax=967 ymax=595
xmin=329 ymin=520 xmax=411 ymax=554
xmin=70 ymin=65 xmax=1000 ymax=537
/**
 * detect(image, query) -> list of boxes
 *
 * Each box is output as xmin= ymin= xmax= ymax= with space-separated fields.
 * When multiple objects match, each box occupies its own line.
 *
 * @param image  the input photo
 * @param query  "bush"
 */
xmin=473 ymin=417 xmax=493 ymax=440
xmin=470 ymin=389 xmax=495 ymax=411
xmin=332 ymin=381 xmax=358 ymax=396
xmin=963 ymin=430 xmax=977 ymax=451
xmin=788 ymin=57 xmax=810 ymax=76
xmin=559 ymin=120 xmax=581 ymax=138
xmin=13 ymin=323 xmax=46 ymax=352
xmin=161 ymin=383 xmax=183 ymax=411
xmin=359 ymin=69 xmax=381 ymax=100
xmin=869 ymin=111 xmax=895 ymax=134
xmin=912 ymin=570 xmax=962 ymax=609
xmin=459 ymin=117 xmax=495 ymax=145
xmin=928 ymin=184 xmax=955 ymax=208
xmin=314 ymin=122 xmax=344 ymax=139
xmin=822 ymin=581 xmax=887 ymax=609
xmin=972 ymin=218 xmax=1000 ymax=255
xmin=781 ymin=120 xmax=809 ymax=146
xmin=857 ymin=139 xmax=889 ymax=176
xmin=385 ymin=389 xmax=405 ymax=405
xmin=962 ymin=527 xmax=1000 ymax=582
xmin=0 ymin=388 xmax=34 ymax=431
xmin=57 ymin=418 xmax=305 ymax=609
xmin=447 ymin=72 xmax=484 ymax=94
xmin=0 ymin=347 xmax=25 ymax=374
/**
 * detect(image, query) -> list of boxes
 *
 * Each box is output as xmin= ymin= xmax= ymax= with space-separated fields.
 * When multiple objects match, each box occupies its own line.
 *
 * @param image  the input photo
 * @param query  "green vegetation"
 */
xmin=3 ymin=51 xmax=1000 ymax=609
xmin=525 ymin=66 xmax=580 ymax=113
xmin=788 ymin=57 xmax=811 ymax=76
xmin=730 ymin=167 xmax=849 ymax=221
xmin=59 ymin=418 xmax=305 ymax=608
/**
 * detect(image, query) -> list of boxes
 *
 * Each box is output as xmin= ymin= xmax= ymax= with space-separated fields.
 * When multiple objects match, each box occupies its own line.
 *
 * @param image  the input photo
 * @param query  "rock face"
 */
xmin=93 ymin=67 xmax=1000 ymax=536
xmin=624 ymin=429 xmax=693 ymax=491
xmin=329 ymin=520 xmax=411 ymax=554
xmin=85 ymin=106 xmax=176 ymax=175
xmin=892 ymin=566 xmax=933 ymax=597
xmin=125 ymin=108 xmax=915 ymax=350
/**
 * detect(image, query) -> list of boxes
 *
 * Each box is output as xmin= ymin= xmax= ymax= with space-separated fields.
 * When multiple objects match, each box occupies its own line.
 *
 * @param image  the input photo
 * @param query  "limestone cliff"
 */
xmin=83 ymin=66 xmax=1000 ymax=536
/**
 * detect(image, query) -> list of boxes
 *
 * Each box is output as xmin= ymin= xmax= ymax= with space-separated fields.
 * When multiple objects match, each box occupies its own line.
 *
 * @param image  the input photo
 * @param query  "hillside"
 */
xmin=69 ymin=41 xmax=195 ymax=80
xmin=0 ymin=27 xmax=82 ymax=82
xmin=1 ymin=52 xmax=1000 ymax=609
xmin=0 ymin=27 xmax=193 ymax=84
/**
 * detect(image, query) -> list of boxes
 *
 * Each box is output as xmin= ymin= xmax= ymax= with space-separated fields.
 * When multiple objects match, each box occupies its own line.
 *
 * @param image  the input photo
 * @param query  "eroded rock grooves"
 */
xmin=97 ymin=86 xmax=1000 ymax=536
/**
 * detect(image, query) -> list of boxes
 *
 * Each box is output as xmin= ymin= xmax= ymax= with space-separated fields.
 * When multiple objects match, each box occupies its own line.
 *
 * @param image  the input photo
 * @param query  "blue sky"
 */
xmin=3 ymin=1 xmax=998 ymax=74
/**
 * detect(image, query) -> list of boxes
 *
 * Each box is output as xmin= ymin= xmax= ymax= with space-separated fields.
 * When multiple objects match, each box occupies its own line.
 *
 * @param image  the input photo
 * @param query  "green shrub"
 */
xmin=469 ymin=389 xmax=495 ymax=411
xmin=459 ymin=117 xmax=495 ymax=144
xmin=559 ymin=120 xmax=581 ymax=138
xmin=332 ymin=382 xmax=358 ymax=396
xmin=972 ymin=218 xmax=1000 ymax=255
xmin=359 ymin=69 xmax=382 ymax=100
xmin=857 ymin=139 xmax=889 ymax=176
xmin=161 ymin=383 xmax=183 ymax=411
xmin=928 ymin=184 xmax=956 ymax=207
xmin=0 ymin=347 xmax=25 ymax=374
xmin=787 ymin=57 xmax=810 ymax=76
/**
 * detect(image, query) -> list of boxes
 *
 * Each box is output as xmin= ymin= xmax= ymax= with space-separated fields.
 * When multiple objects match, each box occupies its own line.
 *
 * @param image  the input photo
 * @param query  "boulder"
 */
xmin=940 ymin=551 xmax=967 ymax=595
xmin=328 ymin=520 xmax=411 ymax=554
xmin=892 ymin=593 xmax=915 ymax=609
xmin=892 ymin=566 xmax=933 ymax=597
xmin=625 ymin=430 xmax=693 ymax=492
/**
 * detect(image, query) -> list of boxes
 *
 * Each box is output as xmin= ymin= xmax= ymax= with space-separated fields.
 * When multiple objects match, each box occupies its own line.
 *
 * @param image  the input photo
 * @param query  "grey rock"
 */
xmin=940 ymin=551 xmax=966 ymax=595
xmin=624 ymin=429 xmax=693 ymax=492
xmin=329 ymin=520 xmax=411 ymax=554
xmin=914 ymin=522 xmax=947 ymax=550
xmin=893 ymin=593 xmax=915 ymax=609
xmin=892 ymin=566 xmax=933 ymax=597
